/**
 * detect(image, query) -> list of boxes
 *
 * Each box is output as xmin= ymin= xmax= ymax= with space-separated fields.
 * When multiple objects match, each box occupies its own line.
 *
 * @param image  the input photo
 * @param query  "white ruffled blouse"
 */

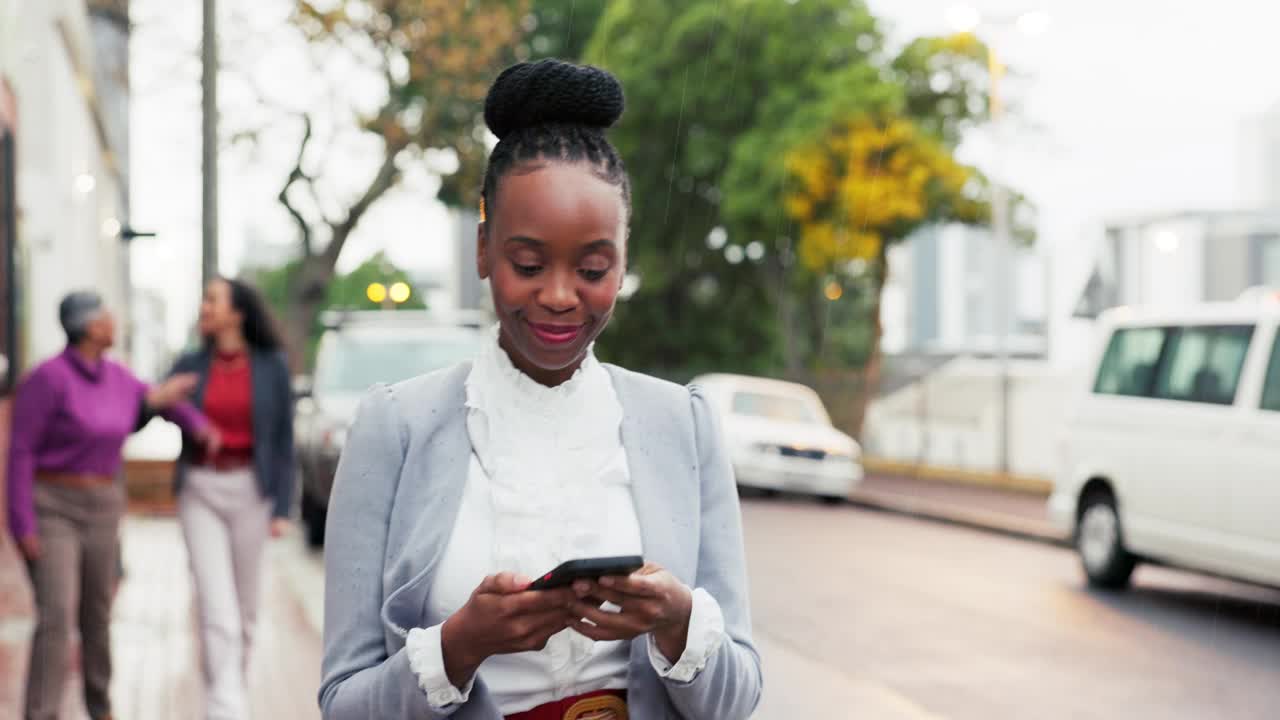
xmin=404 ymin=326 xmax=724 ymax=715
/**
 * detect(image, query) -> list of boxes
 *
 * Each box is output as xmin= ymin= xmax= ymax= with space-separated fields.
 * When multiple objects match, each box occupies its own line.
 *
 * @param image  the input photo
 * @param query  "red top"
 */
xmin=201 ymin=351 xmax=254 ymax=463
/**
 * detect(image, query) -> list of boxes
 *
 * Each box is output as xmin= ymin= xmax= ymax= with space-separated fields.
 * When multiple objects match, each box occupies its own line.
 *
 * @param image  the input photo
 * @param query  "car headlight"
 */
xmin=826 ymin=443 xmax=861 ymax=461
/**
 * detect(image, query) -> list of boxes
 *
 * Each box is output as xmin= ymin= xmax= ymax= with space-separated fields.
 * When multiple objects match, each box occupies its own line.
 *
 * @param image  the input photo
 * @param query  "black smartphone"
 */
xmin=527 ymin=555 xmax=644 ymax=591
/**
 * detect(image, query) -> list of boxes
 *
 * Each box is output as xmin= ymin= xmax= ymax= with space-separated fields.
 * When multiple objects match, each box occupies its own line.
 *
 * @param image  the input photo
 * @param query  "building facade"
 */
xmin=0 ymin=3 xmax=131 ymax=706
xmin=883 ymin=222 xmax=1049 ymax=358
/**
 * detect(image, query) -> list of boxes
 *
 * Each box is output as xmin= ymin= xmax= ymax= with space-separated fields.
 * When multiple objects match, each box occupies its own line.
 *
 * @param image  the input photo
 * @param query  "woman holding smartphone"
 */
xmin=319 ymin=60 xmax=761 ymax=720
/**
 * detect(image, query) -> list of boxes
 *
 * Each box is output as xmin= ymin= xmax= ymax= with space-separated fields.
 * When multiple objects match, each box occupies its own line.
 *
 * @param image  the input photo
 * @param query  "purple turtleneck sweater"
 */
xmin=6 ymin=347 xmax=207 ymax=540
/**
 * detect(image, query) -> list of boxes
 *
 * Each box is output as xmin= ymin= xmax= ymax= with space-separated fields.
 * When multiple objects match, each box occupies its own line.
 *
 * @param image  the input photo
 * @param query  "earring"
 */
xmin=479 ymin=196 xmax=487 ymax=223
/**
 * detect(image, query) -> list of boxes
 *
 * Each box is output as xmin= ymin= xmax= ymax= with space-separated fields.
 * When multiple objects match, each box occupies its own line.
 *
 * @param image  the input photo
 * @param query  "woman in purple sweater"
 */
xmin=7 ymin=290 xmax=218 ymax=720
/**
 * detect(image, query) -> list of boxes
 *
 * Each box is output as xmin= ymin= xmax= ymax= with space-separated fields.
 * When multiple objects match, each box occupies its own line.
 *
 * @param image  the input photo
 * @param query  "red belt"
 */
xmin=506 ymin=689 xmax=627 ymax=720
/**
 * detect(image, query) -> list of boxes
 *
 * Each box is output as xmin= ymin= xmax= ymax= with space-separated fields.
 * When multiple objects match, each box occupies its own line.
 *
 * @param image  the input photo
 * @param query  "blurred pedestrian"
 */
xmin=7 ymin=290 xmax=216 ymax=720
xmin=166 ymin=277 xmax=295 ymax=720
xmin=318 ymin=60 xmax=761 ymax=720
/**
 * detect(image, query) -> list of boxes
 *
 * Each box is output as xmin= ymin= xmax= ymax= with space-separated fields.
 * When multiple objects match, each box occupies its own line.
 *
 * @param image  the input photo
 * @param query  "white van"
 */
xmin=1050 ymin=298 xmax=1280 ymax=589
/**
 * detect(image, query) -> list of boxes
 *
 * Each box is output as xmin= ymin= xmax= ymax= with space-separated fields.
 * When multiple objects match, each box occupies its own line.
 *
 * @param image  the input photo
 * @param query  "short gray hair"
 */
xmin=59 ymin=291 xmax=105 ymax=344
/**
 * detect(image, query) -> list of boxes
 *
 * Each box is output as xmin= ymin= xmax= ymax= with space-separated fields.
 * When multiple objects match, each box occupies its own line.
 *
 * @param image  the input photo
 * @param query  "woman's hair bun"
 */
xmin=484 ymin=59 xmax=624 ymax=140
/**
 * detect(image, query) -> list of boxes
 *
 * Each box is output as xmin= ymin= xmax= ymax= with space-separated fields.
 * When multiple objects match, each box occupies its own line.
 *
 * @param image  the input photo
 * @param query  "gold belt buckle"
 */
xmin=563 ymin=694 xmax=627 ymax=720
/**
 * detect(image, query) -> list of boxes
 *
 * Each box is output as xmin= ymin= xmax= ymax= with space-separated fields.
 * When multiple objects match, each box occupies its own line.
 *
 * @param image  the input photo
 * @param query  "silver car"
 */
xmin=295 ymin=311 xmax=487 ymax=546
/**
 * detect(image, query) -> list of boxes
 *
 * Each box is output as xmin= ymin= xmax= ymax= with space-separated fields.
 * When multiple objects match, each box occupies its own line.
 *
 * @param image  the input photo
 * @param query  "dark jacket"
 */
xmin=167 ymin=347 xmax=296 ymax=518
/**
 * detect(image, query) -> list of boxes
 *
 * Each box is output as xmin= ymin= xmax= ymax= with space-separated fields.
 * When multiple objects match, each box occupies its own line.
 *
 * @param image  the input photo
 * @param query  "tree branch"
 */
xmin=278 ymin=114 xmax=317 ymax=258
xmin=321 ymin=136 xmax=407 ymax=269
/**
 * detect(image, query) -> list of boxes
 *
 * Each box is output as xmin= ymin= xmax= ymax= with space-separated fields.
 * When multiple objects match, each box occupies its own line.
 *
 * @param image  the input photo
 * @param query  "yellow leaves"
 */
xmin=796 ymin=222 xmax=882 ymax=271
xmin=784 ymin=116 xmax=976 ymax=273
xmin=940 ymin=32 xmax=983 ymax=56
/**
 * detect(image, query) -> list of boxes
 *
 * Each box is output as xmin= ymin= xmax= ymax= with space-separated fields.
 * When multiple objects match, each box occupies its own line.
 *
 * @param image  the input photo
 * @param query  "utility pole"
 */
xmin=201 ymin=0 xmax=218 ymax=285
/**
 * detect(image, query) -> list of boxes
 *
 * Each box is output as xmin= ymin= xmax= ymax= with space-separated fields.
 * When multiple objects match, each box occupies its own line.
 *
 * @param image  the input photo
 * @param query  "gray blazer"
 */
xmin=319 ymin=362 xmax=762 ymax=719
xmin=169 ymin=348 xmax=296 ymax=518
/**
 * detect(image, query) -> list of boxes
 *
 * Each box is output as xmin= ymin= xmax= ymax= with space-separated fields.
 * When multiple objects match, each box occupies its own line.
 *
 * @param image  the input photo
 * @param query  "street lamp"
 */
xmin=947 ymin=5 xmax=1051 ymax=476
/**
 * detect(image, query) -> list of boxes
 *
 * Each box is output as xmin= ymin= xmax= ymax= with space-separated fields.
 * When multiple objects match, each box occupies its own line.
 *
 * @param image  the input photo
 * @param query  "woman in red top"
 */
xmin=167 ymin=277 xmax=296 ymax=720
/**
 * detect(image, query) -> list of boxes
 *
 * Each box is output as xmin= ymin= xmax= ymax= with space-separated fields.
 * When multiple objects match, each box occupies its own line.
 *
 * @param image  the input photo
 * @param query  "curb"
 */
xmin=848 ymin=488 xmax=1070 ymax=548
xmin=862 ymin=458 xmax=1052 ymax=496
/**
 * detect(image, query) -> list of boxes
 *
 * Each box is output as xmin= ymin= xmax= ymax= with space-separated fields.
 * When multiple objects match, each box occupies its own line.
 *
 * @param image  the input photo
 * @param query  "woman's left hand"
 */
xmin=568 ymin=562 xmax=694 ymax=662
xmin=270 ymin=518 xmax=291 ymax=539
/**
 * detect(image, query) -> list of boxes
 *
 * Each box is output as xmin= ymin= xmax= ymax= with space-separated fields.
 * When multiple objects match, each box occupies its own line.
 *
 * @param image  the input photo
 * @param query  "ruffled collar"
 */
xmin=465 ymin=324 xmax=600 ymax=417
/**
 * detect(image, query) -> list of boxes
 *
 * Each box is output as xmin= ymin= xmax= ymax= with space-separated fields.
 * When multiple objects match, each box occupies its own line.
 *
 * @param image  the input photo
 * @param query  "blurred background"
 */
xmin=1 ymin=0 xmax=1279 ymax=718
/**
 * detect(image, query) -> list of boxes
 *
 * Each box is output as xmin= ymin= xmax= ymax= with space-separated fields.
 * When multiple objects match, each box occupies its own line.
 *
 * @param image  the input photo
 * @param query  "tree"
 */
xmin=272 ymin=0 xmax=528 ymax=370
xmin=255 ymin=251 xmax=426 ymax=368
xmin=586 ymin=2 xmax=1030 ymax=378
xmin=526 ymin=0 xmax=609 ymax=61
xmin=783 ymin=116 xmax=988 ymax=372
xmin=584 ymin=0 xmax=891 ymax=375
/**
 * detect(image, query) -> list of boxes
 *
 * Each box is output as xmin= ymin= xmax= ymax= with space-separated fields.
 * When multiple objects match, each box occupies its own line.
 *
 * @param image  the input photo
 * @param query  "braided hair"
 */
xmin=481 ymin=59 xmax=630 ymax=226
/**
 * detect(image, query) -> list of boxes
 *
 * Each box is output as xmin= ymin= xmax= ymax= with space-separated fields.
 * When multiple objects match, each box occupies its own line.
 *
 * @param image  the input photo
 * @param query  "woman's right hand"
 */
xmin=439 ymin=572 xmax=578 ymax=687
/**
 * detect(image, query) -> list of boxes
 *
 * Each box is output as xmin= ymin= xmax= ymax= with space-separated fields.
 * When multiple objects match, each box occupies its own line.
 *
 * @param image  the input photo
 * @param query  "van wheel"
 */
xmin=1077 ymin=491 xmax=1136 ymax=589
xmin=301 ymin=492 xmax=327 ymax=549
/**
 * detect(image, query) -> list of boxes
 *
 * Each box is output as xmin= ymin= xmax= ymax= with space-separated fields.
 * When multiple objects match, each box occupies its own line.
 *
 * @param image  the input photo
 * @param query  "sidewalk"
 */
xmin=0 ymin=516 xmax=322 ymax=720
xmin=850 ymin=472 xmax=1068 ymax=545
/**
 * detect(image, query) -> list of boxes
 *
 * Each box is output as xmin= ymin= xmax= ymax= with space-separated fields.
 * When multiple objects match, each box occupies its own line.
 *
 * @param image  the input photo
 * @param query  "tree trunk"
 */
xmin=283 ymin=255 xmax=333 ymax=375
xmin=767 ymin=252 xmax=803 ymax=373
xmin=806 ymin=283 xmax=828 ymax=368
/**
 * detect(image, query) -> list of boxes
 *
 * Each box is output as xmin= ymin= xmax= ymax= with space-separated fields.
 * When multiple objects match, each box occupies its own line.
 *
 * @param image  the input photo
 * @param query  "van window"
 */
xmin=1093 ymin=327 xmax=1167 ymax=397
xmin=1152 ymin=325 xmax=1254 ymax=405
xmin=1259 ymin=331 xmax=1280 ymax=412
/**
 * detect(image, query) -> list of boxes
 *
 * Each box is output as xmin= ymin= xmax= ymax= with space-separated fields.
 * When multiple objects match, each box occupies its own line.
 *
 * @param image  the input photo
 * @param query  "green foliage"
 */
xmin=582 ymin=0 xmax=1028 ymax=372
xmin=526 ymin=0 xmax=609 ymax=60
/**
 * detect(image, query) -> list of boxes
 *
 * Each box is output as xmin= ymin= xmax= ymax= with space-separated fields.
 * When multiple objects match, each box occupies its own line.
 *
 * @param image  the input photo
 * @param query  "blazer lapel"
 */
xmin=381 ymin=364 xmax=476 ymax=636
xmin=610 ymin=367 xmax=697 ymax=584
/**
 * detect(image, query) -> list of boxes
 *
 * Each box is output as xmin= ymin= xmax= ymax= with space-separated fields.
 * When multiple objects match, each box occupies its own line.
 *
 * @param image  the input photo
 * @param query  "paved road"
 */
xmin=743 ymin=496 xmax=1280 ymax=719
xmin=279 ymin=499 xmax=1280 ymax=719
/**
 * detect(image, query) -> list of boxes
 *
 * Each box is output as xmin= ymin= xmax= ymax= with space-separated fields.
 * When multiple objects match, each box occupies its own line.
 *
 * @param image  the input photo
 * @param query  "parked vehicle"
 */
xmin=1050 ymin=295 xmax=1280 ymax=590
xmin=691 ymin=373 xmax=863 ymax=504
xmin=295 ymin=311 xmax=487 ymax=546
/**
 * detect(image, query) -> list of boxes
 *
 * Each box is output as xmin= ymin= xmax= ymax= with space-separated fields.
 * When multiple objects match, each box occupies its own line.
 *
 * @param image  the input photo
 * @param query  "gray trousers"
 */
xmin=178 ymin=467 xmax=272 ymax=720
xmin=25 ymin=482 xmax=124 ymax=720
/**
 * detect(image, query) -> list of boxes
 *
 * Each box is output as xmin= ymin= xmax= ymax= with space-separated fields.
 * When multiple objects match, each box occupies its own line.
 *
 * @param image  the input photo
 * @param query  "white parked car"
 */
xmin=691 ymin=373 xmax=863 ymax=504
xmin=1050 ymin=297 xmax=1280 ymax=590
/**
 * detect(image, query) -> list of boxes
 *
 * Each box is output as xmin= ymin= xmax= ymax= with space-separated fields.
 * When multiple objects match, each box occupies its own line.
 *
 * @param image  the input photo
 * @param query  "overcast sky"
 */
xmin=128 ymin=0 xmax=1280 ymax=350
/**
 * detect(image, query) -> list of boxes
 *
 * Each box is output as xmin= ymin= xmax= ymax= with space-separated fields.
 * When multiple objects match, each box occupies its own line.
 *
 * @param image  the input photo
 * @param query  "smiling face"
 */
xmin=478 ymin=161 xmax=628 ymax=386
